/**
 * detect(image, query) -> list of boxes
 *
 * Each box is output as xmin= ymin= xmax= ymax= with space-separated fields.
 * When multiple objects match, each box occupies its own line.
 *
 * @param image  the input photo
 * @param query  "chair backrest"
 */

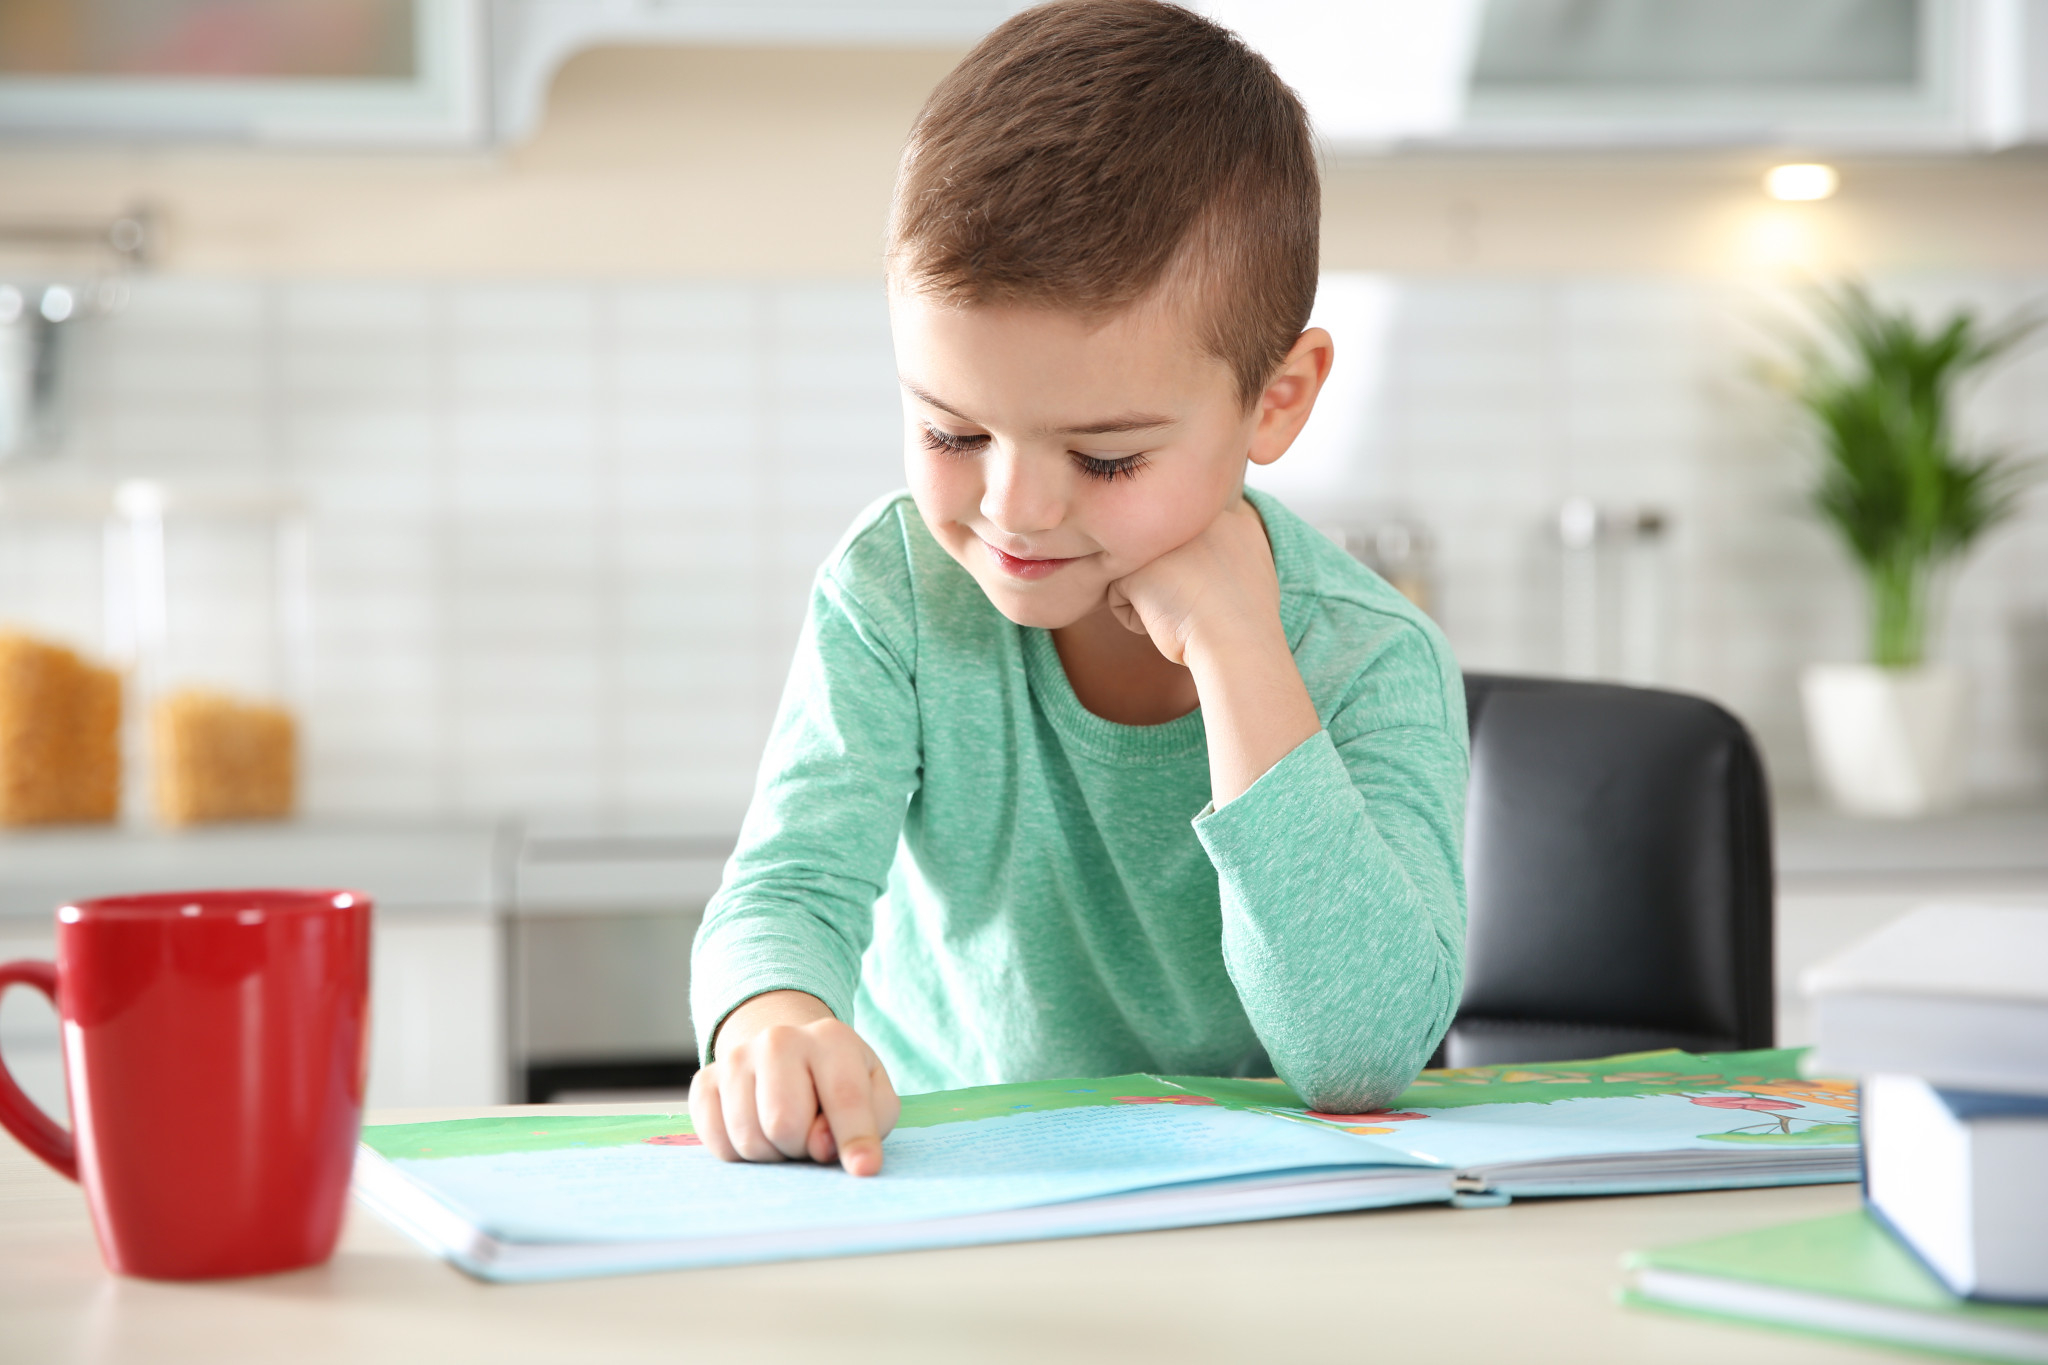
xmin=1445 ymin=673 xmax=1775 ymax=1068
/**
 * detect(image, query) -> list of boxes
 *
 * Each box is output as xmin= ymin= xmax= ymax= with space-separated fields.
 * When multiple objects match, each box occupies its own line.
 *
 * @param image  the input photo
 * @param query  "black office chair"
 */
xmin=1438 ymin=674 xmax=1775 ymax=1068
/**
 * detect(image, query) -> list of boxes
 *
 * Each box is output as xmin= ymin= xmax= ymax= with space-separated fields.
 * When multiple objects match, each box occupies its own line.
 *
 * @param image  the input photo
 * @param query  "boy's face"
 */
xmin=890 ymin=286 xmax=1263 ymax=631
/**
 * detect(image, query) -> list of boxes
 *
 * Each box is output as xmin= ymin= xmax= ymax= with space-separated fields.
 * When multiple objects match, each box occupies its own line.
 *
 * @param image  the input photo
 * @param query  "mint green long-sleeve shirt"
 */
xmin=690 ymin=489 xmax=1468 ymax=1112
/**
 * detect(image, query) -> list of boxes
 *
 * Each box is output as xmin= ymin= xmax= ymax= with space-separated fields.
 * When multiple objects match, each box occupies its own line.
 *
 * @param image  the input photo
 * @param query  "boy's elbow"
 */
xmin=1296 ymin=1075 xmax=1408 ymax=1116
xmin=1285 ymin=1004 xmax=1452 ymax=1115
xmin=1288 ymin=1044 xmax=1430 ymax=1115
xmin=1271 ymin=918 xmax=1462 ymax=1115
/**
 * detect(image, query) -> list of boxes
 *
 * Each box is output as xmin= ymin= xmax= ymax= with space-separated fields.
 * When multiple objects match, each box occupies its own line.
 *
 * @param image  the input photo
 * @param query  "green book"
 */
xmin=1625 ymin=1212 xmax=2048 ymax=1363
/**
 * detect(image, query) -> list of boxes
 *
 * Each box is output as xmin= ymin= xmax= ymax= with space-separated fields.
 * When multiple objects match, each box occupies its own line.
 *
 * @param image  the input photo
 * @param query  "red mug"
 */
xmin=0 ymin=888 xmax=371 ymax=1279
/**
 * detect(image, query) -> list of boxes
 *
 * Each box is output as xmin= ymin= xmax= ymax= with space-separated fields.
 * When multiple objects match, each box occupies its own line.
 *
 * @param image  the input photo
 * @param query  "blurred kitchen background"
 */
xmin=1 ymin=0 xmax=2046 ymax=1113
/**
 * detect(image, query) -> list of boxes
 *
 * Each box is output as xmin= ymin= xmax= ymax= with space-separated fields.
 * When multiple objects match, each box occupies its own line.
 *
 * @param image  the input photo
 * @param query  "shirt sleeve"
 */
xmin=1190 ymin=622 xmax=1467 ymax=1113
xmin=689 ymin=566 xmax=922 ymax=1062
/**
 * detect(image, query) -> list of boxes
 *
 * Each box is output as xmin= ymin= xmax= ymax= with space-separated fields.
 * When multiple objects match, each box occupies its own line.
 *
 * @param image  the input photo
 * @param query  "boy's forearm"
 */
xmin=1184 ymin=614 xmax=1321 ymax=807
xmin=1193 ymin=725 xmax=1467 ymax=1112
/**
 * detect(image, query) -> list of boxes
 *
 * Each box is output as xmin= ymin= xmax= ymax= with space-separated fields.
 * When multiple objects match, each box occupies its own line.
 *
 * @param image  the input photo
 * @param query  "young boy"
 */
xmin=689 ymin=0 xmax=1467 ymax=1176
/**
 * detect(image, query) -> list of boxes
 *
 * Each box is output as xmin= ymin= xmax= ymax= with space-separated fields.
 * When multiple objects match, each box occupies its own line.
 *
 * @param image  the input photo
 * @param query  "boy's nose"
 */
xmin=979 ymin=448 xmax=1066 ymax=538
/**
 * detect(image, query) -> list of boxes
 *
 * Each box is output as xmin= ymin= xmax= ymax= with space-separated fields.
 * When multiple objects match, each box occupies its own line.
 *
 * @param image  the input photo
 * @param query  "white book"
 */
xmin=1865 ymin=1073 xmax=2048 ymax=1303
xmin=1804 ymin=905 xmax=2048 ymax=1096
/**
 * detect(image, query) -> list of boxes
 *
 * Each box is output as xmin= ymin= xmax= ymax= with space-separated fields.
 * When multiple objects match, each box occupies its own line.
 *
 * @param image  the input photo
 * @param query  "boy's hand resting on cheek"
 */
xmin=1105 ymin=495 xmax=1322 ymax=808
xmin=1105 ymin=496 xmax=1279 ymax=669
xmin=689 ymin=989 xmax=900 ymax=1176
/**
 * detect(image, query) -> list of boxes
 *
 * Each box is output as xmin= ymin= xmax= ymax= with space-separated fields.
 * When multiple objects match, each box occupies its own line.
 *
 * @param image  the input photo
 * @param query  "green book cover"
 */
xmin=1626 ymin=1212 xmax=2048 ymax=1364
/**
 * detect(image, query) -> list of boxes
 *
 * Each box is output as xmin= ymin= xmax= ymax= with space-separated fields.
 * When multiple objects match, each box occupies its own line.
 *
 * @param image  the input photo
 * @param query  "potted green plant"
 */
xmin=1777 ymin=283 xmax=2040 ymax=816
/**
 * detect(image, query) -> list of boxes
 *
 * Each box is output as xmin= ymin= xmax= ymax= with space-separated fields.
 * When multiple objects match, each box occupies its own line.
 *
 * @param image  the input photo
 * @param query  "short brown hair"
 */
xmin=889 ymin=0 xmax=1319 ymax=406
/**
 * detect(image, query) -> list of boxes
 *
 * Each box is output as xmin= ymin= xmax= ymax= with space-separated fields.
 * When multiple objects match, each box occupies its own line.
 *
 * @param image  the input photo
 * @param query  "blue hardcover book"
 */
xmin=1865 ymin=1073 xmax=2048 ymax=1303
xmin=353 ymin=1048 xmax=1861 ymax=1282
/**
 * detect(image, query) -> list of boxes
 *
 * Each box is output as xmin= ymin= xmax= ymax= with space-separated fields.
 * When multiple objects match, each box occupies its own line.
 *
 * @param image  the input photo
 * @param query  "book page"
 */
xmin=1174 ymin=1050 xmax=1861 ymax=1170
xmin=375 ymin=1099 xmax=1436 ymax=1245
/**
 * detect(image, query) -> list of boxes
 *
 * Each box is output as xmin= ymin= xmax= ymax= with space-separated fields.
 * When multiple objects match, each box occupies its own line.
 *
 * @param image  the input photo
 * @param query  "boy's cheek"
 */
xmin=905 ymin=435 xmax=981 ymax=498
xmin=1091 ymin=476 xmax=1232 ymax=569
xmin=904 ymin=452 xmax=975 ymax=547
xmin=901 ymin=437 xmax=1231 ymax=620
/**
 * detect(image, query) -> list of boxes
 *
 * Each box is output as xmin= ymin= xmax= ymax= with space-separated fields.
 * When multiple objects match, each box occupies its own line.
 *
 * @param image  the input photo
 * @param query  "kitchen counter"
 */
xmin=0 ymin=821 xmax=508 ymax=921
xmin=0 ymin=820 xmax=742 ymax=1112
xmin=1775 ymin=800 xmax=2048 ymax=888
xmin=0 ymin=821 xmax=514 ymax=1113
xmin=1771 ymin=800 xmax=2048 ymax=1047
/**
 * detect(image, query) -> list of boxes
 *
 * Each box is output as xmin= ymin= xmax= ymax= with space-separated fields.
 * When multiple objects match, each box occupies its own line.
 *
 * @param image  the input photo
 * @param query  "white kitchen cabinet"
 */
xmin=0 ymin=0 xmax=484 ymax=145
xmin=0 ymin=0 xmax=1030 ymax=148
xmin=0 ymin=906 xmax=504 ymax=1124
xmin=0 ymin=823 xmax=511 ymax=1119
xmin=368 ymin=910 xmax=505 ymax=1110
xmin=508 ymin=829 xmax=728 ymax=1100
xmin=1774 ymin=803 xmax=2048 ymax=1046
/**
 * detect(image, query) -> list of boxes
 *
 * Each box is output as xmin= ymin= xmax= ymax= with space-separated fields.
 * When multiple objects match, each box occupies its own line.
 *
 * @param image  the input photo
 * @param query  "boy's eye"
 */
xmin=918 ymin=424 xmax=989 ymax=456
xmin=1074 ymin=453 xmax=1148 ymax=483
xmin=919 ymin=424 xmax=1146 ymax=483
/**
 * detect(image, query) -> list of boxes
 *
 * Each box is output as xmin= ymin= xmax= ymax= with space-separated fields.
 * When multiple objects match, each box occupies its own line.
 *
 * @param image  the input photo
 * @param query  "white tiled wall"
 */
xmin=4 ymin=272 xmax=2044 ymax=823
xmin=1277 ymin=273 xmax=2048 ymax=799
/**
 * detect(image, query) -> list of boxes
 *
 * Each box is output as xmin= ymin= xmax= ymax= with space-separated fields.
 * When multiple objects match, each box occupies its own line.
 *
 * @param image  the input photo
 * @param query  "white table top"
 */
xmin=1 ymin=1103 xmax=1896 ymax=1365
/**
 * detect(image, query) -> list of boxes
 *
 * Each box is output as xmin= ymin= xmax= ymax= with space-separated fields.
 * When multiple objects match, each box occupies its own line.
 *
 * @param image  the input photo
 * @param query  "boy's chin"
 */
xmin=974 ymin=577 xmax=1104 ymax=632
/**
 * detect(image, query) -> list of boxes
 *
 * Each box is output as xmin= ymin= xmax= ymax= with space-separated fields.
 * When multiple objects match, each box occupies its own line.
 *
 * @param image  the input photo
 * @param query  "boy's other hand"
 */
xmin=690 ymin=990 xmax=900 ymax=1176
xmin=1105 ymin=495 xmax=1280 ymax=668
xmin=1106 ymin=496 xmax=1321 ymax=808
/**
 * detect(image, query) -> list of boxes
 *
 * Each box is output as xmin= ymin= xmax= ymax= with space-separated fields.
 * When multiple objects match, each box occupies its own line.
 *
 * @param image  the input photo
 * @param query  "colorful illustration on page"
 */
xmin=1155 ymin=1049 xmax=1860 ymax=1150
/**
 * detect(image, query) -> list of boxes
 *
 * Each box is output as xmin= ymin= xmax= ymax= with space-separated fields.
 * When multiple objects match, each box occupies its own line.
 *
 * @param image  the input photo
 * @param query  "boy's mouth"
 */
xmin=979 ymin=539 xmax=1080 ymax=581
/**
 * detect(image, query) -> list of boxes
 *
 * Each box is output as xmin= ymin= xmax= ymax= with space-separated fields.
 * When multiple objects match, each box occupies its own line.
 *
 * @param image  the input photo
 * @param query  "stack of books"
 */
xmin=1627 ymin=905 xmax=2048 ymax=1362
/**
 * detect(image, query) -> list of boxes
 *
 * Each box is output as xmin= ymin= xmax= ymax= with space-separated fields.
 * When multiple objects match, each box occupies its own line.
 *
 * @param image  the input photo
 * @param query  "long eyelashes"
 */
xmin=918 ymin=425 xmax=989 ymax=456
xmin=917 ymin=425 xmax=1148 ymax=484
xmin=1073 ymin=453 xmax=1148 ymax=482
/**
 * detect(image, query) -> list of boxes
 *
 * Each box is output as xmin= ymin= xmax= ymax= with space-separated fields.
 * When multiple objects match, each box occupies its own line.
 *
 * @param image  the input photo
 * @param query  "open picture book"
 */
xmin=354 ymin=1048 xmax=1861 ymax=1283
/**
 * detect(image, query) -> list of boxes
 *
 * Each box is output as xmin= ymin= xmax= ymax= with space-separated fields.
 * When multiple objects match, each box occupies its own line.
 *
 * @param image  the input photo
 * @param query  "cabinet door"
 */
xmin=3 ymin=915 xmax=502 ymax=1118
xmin=369 ymin=912 xmax=504 ymax=1109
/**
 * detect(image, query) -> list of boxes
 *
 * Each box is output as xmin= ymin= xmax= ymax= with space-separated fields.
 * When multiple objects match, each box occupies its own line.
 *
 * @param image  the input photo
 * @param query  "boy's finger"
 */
xmin=871 ymin=1059 xmax=902 ymax=1136
xmin=689 ymin=1068 xmax=740 ymax=1164
xmin=753 ymin=1043 xmax=824 ymax=1159
xmin=835 ymin=1131 xmax=884 ymax=1177
xmin=722 ymin=1063 xmax=785 ymax=1163
xmin=805 ymin=1111 xmax=837 ymax=1165
xmin=816 ymin=1058 xmax=885 ymax=1177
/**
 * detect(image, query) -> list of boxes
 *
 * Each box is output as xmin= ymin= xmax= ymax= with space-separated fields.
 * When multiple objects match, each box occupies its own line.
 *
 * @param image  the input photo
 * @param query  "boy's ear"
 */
xmin=1247 ymin=327 xmax=1335 ymax=467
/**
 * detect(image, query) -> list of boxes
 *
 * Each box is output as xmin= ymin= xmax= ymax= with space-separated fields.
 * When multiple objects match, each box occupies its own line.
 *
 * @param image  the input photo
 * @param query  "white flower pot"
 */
xmin=1800 ymin=663 xmax=1968 ymax=818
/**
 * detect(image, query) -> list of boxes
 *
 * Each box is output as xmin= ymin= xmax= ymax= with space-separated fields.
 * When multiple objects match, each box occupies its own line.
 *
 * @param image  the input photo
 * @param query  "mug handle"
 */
xmin=0 ymin=960 xmax=77 ymax=1181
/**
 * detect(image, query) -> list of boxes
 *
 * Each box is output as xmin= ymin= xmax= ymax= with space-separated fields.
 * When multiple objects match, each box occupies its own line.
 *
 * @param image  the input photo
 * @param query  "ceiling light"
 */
xmin=1765 ymin=164 xmax=1839 ymax=202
